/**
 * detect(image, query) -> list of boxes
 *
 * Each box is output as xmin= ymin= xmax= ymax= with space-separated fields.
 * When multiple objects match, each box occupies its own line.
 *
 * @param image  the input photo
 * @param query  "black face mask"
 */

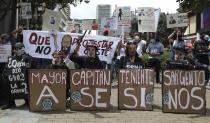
xmin=178 ymin=35 xmax=182 ymax=41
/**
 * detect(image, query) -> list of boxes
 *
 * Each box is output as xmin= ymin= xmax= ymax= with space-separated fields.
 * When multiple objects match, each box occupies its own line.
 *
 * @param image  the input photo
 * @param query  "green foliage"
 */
xmin=160 ymin=49 xmax=169 ymax=69
xmin=177 ymin=0 xmax=210 ymax=12
xmin=141 ymin=53 xmax=149 ymax=67
xmin=129 ymin=18 xmax=138 ymax=38
xmin=141 ymin=49 xmax=169 ymax=70
xmin=156 ymin=13 xmax=174 ymax=47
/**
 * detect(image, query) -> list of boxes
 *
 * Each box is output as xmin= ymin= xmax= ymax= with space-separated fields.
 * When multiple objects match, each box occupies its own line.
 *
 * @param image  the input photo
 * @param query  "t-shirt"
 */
xmin=118 ymin=56 xmax=143 ymax=69
xmin=137 ymin=40 xmax=146 ymax=57
xmin=146 ymin=42 xmax=164 ymax=60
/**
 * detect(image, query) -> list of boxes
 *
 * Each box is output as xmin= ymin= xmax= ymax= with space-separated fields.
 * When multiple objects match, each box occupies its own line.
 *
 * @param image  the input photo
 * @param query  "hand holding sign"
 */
xmin=75 ymin=30 xmax=88 ymax=53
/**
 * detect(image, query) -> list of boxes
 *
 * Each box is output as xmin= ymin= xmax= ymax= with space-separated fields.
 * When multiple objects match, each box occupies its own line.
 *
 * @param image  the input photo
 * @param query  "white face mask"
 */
xmin=134 ymin=36 xmax=140 ymax=40
xmin=150 ymin=39 xmax=155 ymax=43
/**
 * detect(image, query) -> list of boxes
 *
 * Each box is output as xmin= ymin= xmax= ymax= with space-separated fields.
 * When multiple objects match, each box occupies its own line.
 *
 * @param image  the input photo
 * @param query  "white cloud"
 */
xmin=71 ymin=0 xmax=179 ymax=19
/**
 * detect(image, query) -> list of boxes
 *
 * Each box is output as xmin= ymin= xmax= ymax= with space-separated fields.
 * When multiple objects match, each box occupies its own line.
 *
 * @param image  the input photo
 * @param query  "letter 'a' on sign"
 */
xmin=118 ymin=69 xmax=154 ymax=110
xmin=28 ymin=69 xmax=67 ymax=112
xmin=162 ymin=70 xmax=206 ymax=114
xmin=70 ymin=69 xmax=111 ymax=111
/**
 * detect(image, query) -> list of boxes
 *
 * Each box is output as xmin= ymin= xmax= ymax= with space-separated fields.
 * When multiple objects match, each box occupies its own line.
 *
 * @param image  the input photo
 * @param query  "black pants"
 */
xmin=148 ymin=58 xmax=161 ymax=83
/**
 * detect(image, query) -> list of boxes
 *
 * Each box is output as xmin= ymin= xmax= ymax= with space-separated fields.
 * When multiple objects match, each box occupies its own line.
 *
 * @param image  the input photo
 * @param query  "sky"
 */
xmin=70 ymin=0 xmax=179 ymax=19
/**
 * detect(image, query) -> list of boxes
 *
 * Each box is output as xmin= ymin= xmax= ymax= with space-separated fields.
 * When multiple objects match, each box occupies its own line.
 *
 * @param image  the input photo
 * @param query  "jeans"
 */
xmin=148 ymin=58 xmax=161 ymax=83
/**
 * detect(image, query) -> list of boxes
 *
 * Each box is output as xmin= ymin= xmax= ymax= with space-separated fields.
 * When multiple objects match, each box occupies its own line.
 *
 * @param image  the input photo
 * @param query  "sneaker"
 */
xmin=1 ymin=104 xmax=16 ymax=110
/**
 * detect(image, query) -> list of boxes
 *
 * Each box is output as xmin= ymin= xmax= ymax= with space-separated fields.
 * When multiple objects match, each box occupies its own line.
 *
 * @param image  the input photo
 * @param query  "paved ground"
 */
xmin=0 ymin=84 xmax=210 ymax=123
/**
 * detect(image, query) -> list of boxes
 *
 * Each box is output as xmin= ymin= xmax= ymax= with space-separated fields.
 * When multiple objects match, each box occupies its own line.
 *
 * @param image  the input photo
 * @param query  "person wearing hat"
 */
xmin=118 ymin=40 xmax=143 ymax=69
xmin=70 ymin=40 xmax=104 ymax=69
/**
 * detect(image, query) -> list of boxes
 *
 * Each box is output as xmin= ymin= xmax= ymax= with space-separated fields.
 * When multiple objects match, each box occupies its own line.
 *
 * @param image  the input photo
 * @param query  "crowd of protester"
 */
xmin=0 ymin=26 xmax=209 ymax=110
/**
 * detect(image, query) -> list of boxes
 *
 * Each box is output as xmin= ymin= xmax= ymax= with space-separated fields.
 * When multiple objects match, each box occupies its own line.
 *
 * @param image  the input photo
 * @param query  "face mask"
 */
xmin=134 ymin=36 xmax=140 ymax=40
xmin=150 ymin=39 xmax=155 ymax=43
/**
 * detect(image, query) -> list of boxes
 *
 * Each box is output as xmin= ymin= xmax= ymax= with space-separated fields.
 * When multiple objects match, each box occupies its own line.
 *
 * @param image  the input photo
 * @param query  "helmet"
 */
xmin=86 ymin=43 xmax=99 ymax=50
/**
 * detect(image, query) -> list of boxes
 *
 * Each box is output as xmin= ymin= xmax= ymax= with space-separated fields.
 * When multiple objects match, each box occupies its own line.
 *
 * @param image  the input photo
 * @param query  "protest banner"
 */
xmin=23 ymin=30 xmax=56 ymax=59
xmin=118 ymin=69 xmax=154 ymax=110
xmin=137 ymin=7 xmax=156 ymax=32
xmin=19 ymin=2 xmax=32 ymax=19
xmin=82 ymin=19 xmax=99 ymax=30
xmin=0 ymin=44 xmax=12 ymax=63
xmin=71 ymin=19 xmax=83 ymax=33
xmin=29 ymin=69 xmax=67 ymax=112
xmin=6 ymin=57 xmax=29 ymax=99
xmin=23 ymin=30 xmax=120 ymax=63
xmin=70 ymin=69 xmax=111 ymax=111
xmin=101 ymin=17 xmax=118 ymax=30
xmin=114 ymin=6 xmax=131 ymax=27
xmin=42 ymin=9 xmax=61 ymax=31
xmin=167 ymin=13 xmax=189 ymax=28
xmin=162 ymin=70 xmax=206 ymax=114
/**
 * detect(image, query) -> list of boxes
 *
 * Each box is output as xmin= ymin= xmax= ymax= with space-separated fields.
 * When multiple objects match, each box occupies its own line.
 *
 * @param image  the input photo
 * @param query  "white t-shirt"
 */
xmin=137 ymin=40 xmax=146 ymax=57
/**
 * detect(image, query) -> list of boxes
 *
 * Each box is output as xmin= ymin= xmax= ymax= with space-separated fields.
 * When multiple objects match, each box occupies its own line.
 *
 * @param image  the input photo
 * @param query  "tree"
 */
xmin=176 ymin=0 xmax=210 ymax=12
xmin=156 ymin=13 xmax=174 ymax=47
xmin=129 ymin=18 xmax=138 ymax=38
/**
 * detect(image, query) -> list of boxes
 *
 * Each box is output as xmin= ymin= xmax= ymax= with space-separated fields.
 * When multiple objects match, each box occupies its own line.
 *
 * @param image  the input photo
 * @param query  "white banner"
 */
xmin=0 ymin=45 xmax=12 ymax=62
xmin=167 ymin=13 xmax=189 ymax=28
xmin=42 ymin=9 xmax=61 ymax=31
xmin=101 ymin=17 xmax=118 ymax=30
xmin=137 ymin=7 xmax=156 ymax=32
xmin=23 ymin=30 xmax=121 ymax=63
xmin=114 ymin=6 xmax=131 ymax=27
xmin=19 ymin=2 xmax=32 ymax=19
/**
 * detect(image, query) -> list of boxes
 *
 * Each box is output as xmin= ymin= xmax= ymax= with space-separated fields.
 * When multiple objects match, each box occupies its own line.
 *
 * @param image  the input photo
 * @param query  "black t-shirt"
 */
xmin=118 ymin=56 xmax=143 ymax=69
xmin=70 ymin=52 xmax=105 ymax=69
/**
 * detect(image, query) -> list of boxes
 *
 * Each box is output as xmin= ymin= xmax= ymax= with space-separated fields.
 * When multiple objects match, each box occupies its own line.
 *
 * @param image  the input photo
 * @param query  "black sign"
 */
xmin=5 ymin=57 xmax=29 ymax=99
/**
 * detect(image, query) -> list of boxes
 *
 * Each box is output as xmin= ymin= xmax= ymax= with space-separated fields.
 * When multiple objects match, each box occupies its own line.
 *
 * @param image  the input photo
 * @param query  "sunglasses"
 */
xmin=127 ymin=41 xmax=138 ymax=45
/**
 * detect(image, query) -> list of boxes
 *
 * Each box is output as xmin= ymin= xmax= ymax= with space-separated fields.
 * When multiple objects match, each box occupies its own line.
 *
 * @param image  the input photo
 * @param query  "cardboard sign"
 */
xmin=70 ymin=69 xmax=111 ymax=111
xmin=0 ymin=44 xmax=12 ymax=63
xmin=137 ymin=7 xmax=156 ymax=32
xmin=6 ymin=57 xmax=29 ymax=99
xmin=23 ymin=30 xmax=121 ymax=63
xmin=118 ymin=69 xmax=154 ymax=110
xmin=167 ymin=13 xmax=189 ymax=28
xmin=19 ymin=2 xmax=32 ymax=19
xmin=162 ymin=70 xmax=206 ymax=114
xmin=42 ymin=9 xmax=61 ymax=31
xmin=29 ymin=69 xmax=67 ymax=112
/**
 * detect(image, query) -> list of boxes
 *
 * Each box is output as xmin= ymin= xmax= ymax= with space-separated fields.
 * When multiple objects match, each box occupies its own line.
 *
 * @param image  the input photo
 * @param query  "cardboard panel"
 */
xmin=118 ymin=69 xmax=154 ymax=110
xmin=70 ymin=69 xmax=111 ymax=111
xmin=29 ymin=69 xmax=67 ymax=112
xmin=162 ymin=70 xmax=206 ymax=114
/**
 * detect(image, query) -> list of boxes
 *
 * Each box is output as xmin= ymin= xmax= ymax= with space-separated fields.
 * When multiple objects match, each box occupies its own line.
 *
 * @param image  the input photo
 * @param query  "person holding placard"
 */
xmin=118 ymin=40 xmax=144 ymax=69
xmin=70 ymin=39 xmax=105 ymax=69
xmin=51 ymin=34 xmax=75 ymax=69
xmin=1 ymin=42 xmax=32 ymax=110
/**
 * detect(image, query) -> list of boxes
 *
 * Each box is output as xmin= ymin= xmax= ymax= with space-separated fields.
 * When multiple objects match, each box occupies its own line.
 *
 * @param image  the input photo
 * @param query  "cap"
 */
xmin=127 ymin=40 xmax=138 ymax=45
xmin=86 ymin=43 xmax=99 ymax=50
xmin=52 ymin=51 xmax=66 ymax=58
